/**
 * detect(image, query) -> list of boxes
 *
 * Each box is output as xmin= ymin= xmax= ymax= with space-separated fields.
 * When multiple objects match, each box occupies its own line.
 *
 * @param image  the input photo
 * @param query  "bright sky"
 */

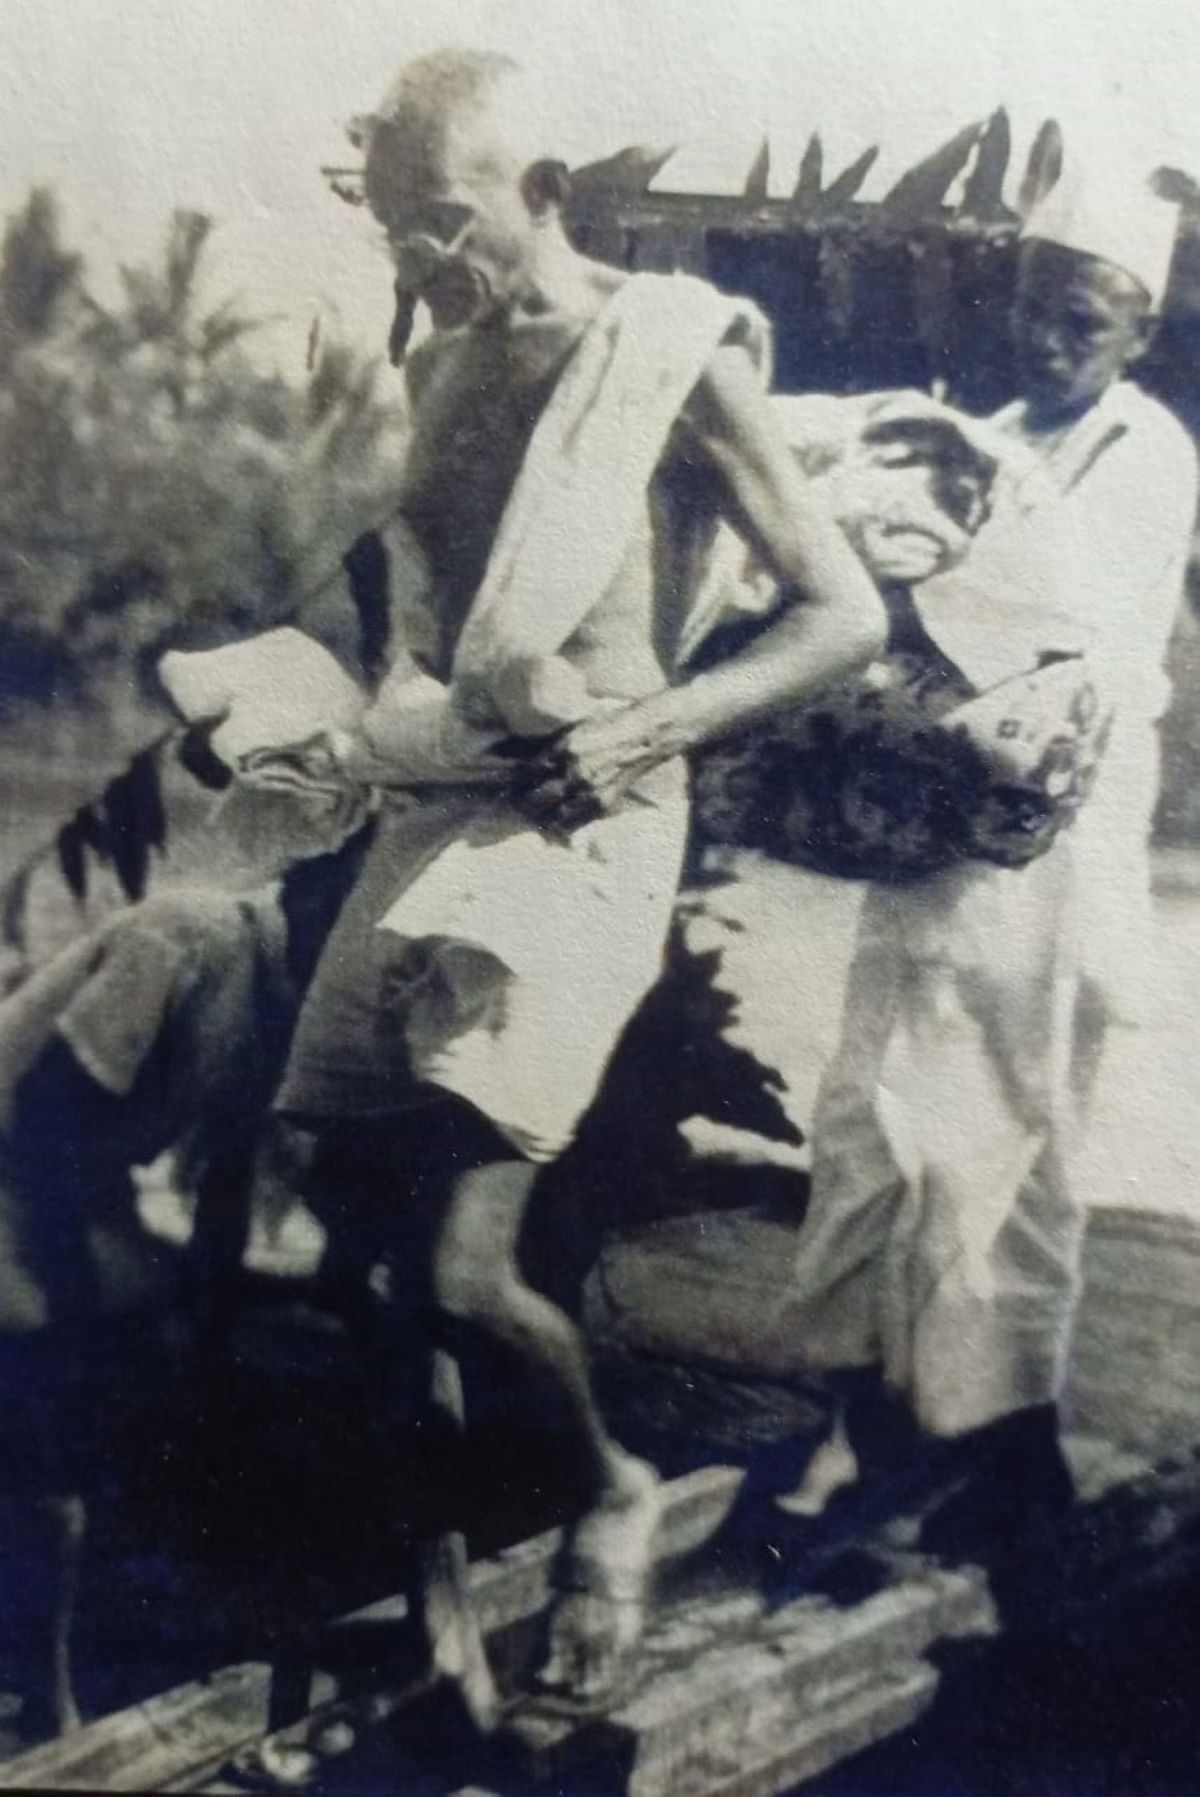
xmin=2 ymin=0 xmax=1199 ymax=370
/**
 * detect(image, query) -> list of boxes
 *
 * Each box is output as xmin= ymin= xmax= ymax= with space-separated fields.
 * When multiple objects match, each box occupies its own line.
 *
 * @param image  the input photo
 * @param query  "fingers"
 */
xmin=510 ymin=758 xmax=608 ymax=833
xmin=232 ymin=750 xmax=366 ymax=823
xmin=514 ymin=785 xmax=604 ymax=835
xmin=240 ymin=732 xmax=339 ymax=774
xmin=491 ymin=728 xmax=568 ymax=763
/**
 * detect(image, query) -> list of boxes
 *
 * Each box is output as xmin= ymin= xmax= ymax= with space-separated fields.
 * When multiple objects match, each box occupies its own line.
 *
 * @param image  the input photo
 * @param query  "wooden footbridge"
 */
xmin=0 ymin=1464 xmax=996 ymax=1796
xmin=2 ymin=1205 xmax=1199 ymax=1793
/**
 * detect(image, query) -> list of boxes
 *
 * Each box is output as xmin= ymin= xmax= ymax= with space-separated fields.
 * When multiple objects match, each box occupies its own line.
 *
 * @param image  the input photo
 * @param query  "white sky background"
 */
xmin=2 ymin=0 xmax=1199 ymax=371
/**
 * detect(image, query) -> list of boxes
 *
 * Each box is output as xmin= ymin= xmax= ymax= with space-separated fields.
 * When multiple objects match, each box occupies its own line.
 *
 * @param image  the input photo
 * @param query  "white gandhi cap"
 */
xmin=1021 ymin=170 xmax=1181 ymax=308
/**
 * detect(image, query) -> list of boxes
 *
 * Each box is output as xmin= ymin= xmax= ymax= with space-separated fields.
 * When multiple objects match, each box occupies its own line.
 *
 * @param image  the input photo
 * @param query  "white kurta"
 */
xmin=785 ymin=382 xmax=1197 ymax=1435
xmin=915 ymin=383 xmax=1198 ymax=1024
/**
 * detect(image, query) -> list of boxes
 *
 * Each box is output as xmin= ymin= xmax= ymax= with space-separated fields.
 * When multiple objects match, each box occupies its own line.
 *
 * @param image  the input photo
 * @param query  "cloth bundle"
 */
xmin=692 ymin=388 xmax=1110 ymax=882
xmin=693 ymin=633 xmax=1110 ymax=884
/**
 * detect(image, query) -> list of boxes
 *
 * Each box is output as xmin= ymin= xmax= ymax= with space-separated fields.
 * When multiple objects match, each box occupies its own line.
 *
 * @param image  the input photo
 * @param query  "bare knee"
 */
xmin=432 ymin=1159 xmax=537 ymax=1332
xmin=433 ymin=1235 xmax=518 ymax=1333
xmin=42 ymin=1493 xmax=87 ymax=1552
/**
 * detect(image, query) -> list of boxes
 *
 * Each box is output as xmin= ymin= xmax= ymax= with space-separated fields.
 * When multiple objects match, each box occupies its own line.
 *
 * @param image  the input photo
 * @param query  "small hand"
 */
xmin=235 ymin=732 xmax=370 ymax=831
xmin=237 ymin=731 xmax=346 ymax=792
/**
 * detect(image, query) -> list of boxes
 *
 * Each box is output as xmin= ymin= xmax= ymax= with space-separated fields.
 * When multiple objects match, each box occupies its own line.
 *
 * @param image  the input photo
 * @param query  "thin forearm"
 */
xmin=615 ymin=595 xmax=883 ymax=765
xmin=686 ymin=595 xmax=882 ymax=746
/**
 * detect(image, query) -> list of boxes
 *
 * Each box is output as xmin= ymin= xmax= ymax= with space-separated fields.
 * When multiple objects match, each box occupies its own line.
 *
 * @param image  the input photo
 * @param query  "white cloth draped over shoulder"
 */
xmin=781 ymin=380 xmax=1198 ymax=1435
xmin=356 ymin=273 xmax=769 ymax=770
xmin=449 ymin=275 xmax=769 ymax=735
xmin=275 ymin=273 xmax=772 ymax=1160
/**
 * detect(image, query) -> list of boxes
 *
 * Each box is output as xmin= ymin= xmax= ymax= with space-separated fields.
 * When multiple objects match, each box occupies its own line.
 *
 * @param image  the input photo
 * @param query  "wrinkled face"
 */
xmin=817 ymin=425 xmax=994 ymax=585
xmin=1013 ymin=242 xmax=1152 ymax=426
xmin=367 ymin=106 xmax=546 ymax=331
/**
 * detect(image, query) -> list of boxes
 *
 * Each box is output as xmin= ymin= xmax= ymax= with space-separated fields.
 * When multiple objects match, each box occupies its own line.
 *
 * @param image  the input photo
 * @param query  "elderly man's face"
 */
xmin=369 ymin=110 xmax=547 ymax=330
xmin=818 ymin=425 xmax=993 ymax=586
xmin=1013 ymin=243 xmax=1152 ymax=426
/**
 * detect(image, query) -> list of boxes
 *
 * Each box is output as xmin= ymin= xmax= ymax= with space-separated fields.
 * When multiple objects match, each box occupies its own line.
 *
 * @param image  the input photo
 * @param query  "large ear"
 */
xmin=522 ymin=158 xmax=571 ymax=216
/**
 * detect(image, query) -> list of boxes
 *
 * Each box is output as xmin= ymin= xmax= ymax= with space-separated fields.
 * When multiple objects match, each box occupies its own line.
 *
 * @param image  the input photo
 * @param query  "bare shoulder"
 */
xmin=584 ymin=260 xmax=626 ymax=306
xmin=683 ymin=340 xmax=783 ymax=467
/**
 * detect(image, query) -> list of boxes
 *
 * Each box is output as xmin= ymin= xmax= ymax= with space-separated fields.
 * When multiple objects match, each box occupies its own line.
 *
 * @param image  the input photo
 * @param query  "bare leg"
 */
xmin=297 ymin=1125 xmax=502 ymax=1726
xmin=433 ymin=1157 xmax=660 ymax=1712
xmin=41 ymin=1494 xmax=86 ymax=1736
xmin=411 ymin=1343 xmax=502 ymax=1731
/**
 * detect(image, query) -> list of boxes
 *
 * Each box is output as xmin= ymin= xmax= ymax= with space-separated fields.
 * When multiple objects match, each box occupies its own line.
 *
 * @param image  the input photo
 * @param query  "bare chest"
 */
xmin=399 ymin=335 xmax=571 ymax=666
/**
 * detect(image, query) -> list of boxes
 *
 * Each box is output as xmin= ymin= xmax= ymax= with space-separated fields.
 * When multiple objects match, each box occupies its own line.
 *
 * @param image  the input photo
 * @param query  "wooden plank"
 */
xmin=201 ymin=1668 xmax=939 ymax=1797
xmin=132 ymin=1438 xmax=1200 ymax=1796
xmin=183 ymin=1555 xmax=990 ymax=1797
xmin=512 ymin=1560 xmax=991 ymax=1797
xmin=586 ymin=1206 xmax=1200 ymax=1462
xmin=697 ymin=1665 xmax=938 ymax=1797
xmin=378 ymin=1670 xmax=942 ymax=1797
xmin=0 ymin=1467 xmax=742 ymax=1794
xmin=0 ymin=1665 xmax=290 ymax=1795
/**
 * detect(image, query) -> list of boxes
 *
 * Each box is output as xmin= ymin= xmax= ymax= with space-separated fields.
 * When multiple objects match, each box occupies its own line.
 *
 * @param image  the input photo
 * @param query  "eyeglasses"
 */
xmin=386 ymin=202 xmax=475 ymax=246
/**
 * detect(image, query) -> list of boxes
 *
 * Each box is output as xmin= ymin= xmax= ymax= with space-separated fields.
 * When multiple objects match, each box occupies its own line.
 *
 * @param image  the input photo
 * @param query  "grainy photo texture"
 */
xmin=0 ymin=3 xmax=1199 ymax=1791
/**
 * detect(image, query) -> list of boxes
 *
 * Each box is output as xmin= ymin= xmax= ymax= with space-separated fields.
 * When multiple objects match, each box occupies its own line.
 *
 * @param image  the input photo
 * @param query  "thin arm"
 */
xmin=624 ymin=343 xmax=887 ymax=760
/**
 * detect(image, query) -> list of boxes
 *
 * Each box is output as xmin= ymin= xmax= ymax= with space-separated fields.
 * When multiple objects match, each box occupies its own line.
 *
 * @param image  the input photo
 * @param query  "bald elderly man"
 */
xmin=239 ymin=48 xmax=883 ymax=1715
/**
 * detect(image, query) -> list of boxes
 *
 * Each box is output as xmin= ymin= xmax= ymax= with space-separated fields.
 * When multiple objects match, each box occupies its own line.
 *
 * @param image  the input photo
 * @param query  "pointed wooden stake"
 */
xmin=743 ymin=138 xmax=771 ymax=205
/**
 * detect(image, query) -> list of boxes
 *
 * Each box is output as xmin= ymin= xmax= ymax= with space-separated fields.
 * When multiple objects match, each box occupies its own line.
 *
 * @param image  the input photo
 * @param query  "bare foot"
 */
xmin=774 ymin=1414 xmax=860 ymax=1519
xmin=418 ymin=1532 xmax=501 ymax=1732
xmin=534 ymin=1455 xmax=661 ymax=1714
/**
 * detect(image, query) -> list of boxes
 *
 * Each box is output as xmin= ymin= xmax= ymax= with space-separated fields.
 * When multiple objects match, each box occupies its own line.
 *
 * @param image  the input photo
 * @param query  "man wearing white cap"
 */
xmin=918 ymin=169 xmax=1197 ymax=1044
xmin=772 ymin=170 xmax=1198 ymax=1553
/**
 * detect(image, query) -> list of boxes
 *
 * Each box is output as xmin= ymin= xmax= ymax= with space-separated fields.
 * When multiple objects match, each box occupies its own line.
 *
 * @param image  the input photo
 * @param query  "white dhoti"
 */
xmin=782 ymin=378 xmax=1197 ymax=1434
xmin=1069 ymin=717 xmax=1162 ymax=1030
xmin=783 ymin=842 xmax=1087 ymax=1436
xmin=276 ymin=764 xmax=688 ymax=1160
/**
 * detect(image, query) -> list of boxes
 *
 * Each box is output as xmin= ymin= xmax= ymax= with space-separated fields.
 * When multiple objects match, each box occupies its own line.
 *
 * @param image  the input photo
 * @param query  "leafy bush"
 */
xmin=0 ymin=190 xmax=406 ymax=740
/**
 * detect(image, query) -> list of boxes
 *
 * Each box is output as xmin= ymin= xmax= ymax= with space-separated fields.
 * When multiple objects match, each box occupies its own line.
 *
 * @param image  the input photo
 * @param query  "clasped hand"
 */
xmin=233 ymin=704 xmax=674 ymax=836
xmin=506 ymin=705 xmax=670 ymax=833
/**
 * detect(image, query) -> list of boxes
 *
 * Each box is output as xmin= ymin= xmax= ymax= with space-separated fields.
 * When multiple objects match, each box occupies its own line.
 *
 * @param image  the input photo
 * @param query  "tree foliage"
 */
xmin=0 ymin=190 xmax=405 ymax=730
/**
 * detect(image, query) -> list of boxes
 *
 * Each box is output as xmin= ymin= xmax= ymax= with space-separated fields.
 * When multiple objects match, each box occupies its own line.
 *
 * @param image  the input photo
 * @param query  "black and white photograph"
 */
xmin=1 ymin=2 xmax=1199 ymax=1790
